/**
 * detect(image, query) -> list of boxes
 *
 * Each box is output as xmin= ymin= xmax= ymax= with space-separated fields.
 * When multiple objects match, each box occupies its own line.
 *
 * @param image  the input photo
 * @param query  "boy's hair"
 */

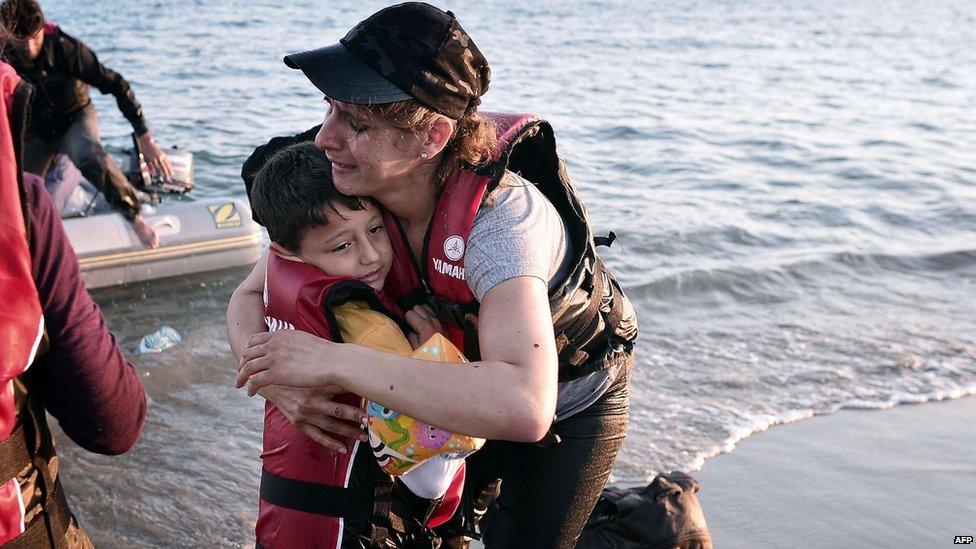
xmin=250 ymin=142 xmax=368 ymax=252
xmin=0 ymin=0 xmax=44 ymax=39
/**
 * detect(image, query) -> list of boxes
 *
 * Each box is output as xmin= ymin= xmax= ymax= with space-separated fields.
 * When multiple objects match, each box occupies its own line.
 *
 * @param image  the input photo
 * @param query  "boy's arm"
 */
xmin=226 ymin=251 xmax=268 ymax=362
xmin=226 ymin=252 xmax=366 ymax=451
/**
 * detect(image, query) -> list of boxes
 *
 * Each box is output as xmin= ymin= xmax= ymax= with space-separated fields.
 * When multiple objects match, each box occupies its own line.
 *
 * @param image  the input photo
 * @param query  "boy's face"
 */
xmin=281 ymin=201 xmax=393 ymax=292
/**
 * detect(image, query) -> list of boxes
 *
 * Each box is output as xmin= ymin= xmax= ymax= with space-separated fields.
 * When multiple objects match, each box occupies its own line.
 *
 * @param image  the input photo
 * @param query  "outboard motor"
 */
xmin=124 ymin=132 xmax=195 ymax=194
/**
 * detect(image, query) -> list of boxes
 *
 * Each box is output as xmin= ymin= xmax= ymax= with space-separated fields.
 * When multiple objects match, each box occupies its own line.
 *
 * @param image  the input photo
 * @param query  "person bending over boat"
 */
xmin=0 ymin=0 xmax=172 ymax=248
xmin=229 ymin=3 xmax=638 ymax=547
xmin=0 ymin=60 xmax=146 ymax=548
xmin=244 ymin=142 xmax=483 ymax=547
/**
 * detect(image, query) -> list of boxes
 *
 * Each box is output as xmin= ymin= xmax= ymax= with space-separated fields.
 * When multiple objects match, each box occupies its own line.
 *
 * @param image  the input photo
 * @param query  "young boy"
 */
xmin=246 ymin=142 xmax=482 ymax=548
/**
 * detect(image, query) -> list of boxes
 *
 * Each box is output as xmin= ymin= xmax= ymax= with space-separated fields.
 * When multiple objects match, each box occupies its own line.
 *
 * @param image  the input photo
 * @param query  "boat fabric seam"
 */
xmin=76 ymin=234 xmax=262 ymax=267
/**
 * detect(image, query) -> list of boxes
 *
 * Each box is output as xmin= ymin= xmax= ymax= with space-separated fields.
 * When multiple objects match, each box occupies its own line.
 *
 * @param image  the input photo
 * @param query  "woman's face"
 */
xmin=314 ymin=99 xmax=423 ymax=197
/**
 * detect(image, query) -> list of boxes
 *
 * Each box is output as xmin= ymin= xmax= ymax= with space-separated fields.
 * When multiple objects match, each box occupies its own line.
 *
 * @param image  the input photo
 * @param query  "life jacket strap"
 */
xmin=0 ymin=382 xmax=72 ymax=548
xmin=259 ymin=469 xmax=372 ymax=520
xmin=260 ymin=469 xmax=433 ymax=545
xmin=423 ymin=295 xmax=479 ymax=331
xmin=369 ymin=479 xmax=394 ymax=546
xmin=2 ymin=477 xmax=71 ymax=549
xmin=0 ymin=420 xmax=32 ymax=480
xmin=554 ymin=256 xmax=633 ymax=382
xmin=554 ymin=259 xmax=608 ymax=370
xmin=369 ymin=477 xmax=443 ymax=547
xmin=603 ymin=275 xmax=628 ymax=347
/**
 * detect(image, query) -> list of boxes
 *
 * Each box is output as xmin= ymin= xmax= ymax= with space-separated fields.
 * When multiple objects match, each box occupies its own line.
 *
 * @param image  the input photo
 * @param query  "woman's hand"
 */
xmin=404 ymin=304 xmax=444 ymax=349
xmin=260 ymin=384 xmax=366 ymax=453
xmin=236 ymin=330 xmax=340 ymax=395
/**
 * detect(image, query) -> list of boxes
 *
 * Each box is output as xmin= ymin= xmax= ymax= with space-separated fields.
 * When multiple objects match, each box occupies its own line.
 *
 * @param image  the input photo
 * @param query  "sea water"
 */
xmin=39 ymin=0 xmax=975 ymax=545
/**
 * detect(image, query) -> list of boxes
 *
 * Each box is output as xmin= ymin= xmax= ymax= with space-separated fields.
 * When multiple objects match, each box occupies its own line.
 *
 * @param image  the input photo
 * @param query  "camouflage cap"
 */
xmin=284 ymin=2 xmax=490 ymax=119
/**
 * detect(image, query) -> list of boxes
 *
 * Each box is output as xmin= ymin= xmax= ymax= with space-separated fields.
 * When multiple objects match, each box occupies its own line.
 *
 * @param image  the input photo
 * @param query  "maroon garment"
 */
xmin=23 ymin=172 xmax=146 ymax=455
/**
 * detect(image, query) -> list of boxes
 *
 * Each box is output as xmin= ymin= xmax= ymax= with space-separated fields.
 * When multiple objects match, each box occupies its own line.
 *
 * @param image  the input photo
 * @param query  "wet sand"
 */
xmin=695 ymin=397 xmax=976 ymax=548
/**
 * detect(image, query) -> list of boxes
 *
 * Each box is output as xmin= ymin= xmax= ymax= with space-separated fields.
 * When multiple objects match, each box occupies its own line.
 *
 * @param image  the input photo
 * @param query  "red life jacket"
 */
xmin=258 ymin=252 xmax=462 ymax=548
xmin=0 ymin=62 xmax=48 ymax=545
xmin=384 ymin=113 xmax=638 ymax=380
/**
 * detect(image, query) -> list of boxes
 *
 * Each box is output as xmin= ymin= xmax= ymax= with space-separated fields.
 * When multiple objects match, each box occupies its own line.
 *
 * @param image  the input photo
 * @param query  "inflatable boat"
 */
xmin=50 ymin=149 xmax=264 ymax=289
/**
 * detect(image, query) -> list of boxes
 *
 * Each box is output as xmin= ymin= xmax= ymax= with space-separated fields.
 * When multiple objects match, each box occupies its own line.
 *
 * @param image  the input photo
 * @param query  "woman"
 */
xmin=228 ymin=3 xmax=638 ymax=547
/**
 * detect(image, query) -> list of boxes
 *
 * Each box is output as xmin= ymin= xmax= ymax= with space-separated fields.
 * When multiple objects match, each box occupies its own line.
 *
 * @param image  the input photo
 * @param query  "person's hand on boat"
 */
xmin=405 ymin=304 xmax=445 ymax=349
xmin=131 ymin=215 xmax=159 ymax=249
xmin=258 ymin=384 xmax=367 ymax=454
xmin=137 ymin=131 xmax=175 ymax=181
xmin=237 ymin=330 xmax=341 ymax=396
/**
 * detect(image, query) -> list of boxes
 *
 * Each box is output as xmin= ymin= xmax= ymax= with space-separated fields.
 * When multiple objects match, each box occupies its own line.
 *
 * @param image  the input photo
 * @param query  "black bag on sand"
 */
xmin=576 ymin=472 xmax=713 ymax=549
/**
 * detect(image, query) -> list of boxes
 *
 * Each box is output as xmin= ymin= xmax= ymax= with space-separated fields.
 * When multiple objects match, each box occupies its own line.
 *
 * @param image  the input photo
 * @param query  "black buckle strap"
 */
xmin=594 ymin=230 xmax=616 ymax=248
xmin=398 ymin=289 xmax=432 ymax=312
xmin=370 ymin=479 xmax=447 ymax=548
xmin=259 ymin=469 xmax=372 ymax=520
xmin=400 ymin=290 xmax=480 ymax=329
xmin=425 ymin=297 xmax=479 ymax=331
xmin=370 ymin=479 xmax=394 ymax=547
xmin=261 ymin=470 xmax=437 ymax=548
xmin=554 ymin=261 xmax=606 ymax=368
xmin=423 ymin=296 xmax=482 ymax=359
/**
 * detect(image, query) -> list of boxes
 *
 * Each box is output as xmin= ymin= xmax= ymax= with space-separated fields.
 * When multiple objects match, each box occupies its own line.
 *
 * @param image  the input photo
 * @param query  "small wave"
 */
xmin=596 ymin=125 xmax=654 ymax=140
xmin=691 ymin=388 xmax=976 ymax=474
xmin=833 ymin=248 xmax=976 ymax=274
xmin=722 ymin=138 xmax=807 ymax=153
xmin=906 ymin=121 xmax=941 ymax=132
xmin=630 ymin=247 xmax=976 ymax=305
xmin=681 ymin=408 xmax=816 ymax=473
xmin=835 ymin=166 xmax=880 ymax=181
xmin=591 ymin=125 xmax=691 ymax=142
xmin=693 ymin=62 xmax=731 ymax=70
xmin=861 ymin=139 xmax=909 ymax=149
xmin=921 ymin=76 xmax=961 ymax=90
xmin=813 ymin=155 xmax=850 ymax=164
xmin=630 ymin=264 xmax=803 ymax=306
xmin=628 ymin=224 xmax=791 ymax=258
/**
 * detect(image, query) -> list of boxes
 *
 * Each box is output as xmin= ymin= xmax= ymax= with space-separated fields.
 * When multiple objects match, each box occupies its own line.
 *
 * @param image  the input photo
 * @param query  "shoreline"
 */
xmin=694 ymin=396 xmax=976 ymax=548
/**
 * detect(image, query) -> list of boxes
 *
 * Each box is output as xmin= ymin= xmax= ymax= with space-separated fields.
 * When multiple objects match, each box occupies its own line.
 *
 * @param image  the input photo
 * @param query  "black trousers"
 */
xmin=23 ymin=103 xmax=141 ymax=220
xmin=453 ymin=352 xmax=632 ymax=548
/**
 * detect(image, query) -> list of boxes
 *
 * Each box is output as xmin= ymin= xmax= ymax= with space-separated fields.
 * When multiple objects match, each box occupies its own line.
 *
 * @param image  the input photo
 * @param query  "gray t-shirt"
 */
xmin=463 ymin=171 xmax=615 ymax=421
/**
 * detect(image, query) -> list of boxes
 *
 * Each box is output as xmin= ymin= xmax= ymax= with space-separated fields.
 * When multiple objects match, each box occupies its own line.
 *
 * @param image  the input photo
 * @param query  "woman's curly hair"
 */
xmin=356 ymin=100 xmax=498 ymax=187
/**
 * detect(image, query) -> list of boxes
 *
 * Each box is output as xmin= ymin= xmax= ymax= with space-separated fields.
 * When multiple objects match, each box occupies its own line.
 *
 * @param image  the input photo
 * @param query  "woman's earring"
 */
xmin=420 ymin=151 xmax=429 ymax=159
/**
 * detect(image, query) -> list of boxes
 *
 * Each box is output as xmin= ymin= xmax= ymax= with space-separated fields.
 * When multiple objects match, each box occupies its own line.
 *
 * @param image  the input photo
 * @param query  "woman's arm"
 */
xmin=239 ymin=276 xmax=558 ymax=442
xmin=226 ymin=254 xmax=366 ymax=451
